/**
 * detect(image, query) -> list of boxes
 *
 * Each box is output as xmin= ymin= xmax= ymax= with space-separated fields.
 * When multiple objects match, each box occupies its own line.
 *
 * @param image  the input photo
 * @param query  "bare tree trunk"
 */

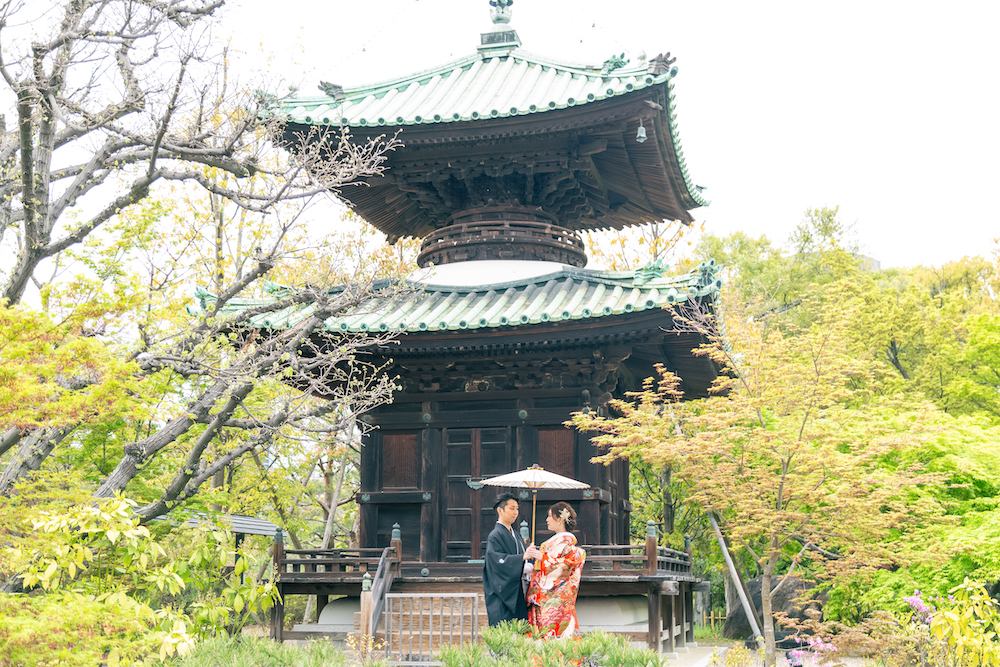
xmin=321 ymin=452 xmax=349 ymax=549
xmin=210 ymin=191 xmax=227 ymax=500
xmin=0 ymin=428 xmax=23 ymax=458
xmin=305 ymin=450 xmax=350 ymax=623
xmin=761 ymin=547 xmax=779 ymax=666
xmin=349 ymin=508 xmax=361 ymax=549
xmin=661 ymin=466 xmax=674 ymax=534
xmin=0 ymin=426 xmax=74 ymax=494
xmin=887 ymin=340 xmax=911 ymax=380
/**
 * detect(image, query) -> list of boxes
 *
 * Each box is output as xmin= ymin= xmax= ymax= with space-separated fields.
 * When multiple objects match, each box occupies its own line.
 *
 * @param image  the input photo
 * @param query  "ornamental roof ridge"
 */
xmin=408 ymin=262 xmax=710 ymax=294
xmin=271 ymin=49 xmax=676 ymax=132
xmin=283 ymin=49 xmax=661 ymax=106
xmin=198 ymin=261 xmax=723 ymax=335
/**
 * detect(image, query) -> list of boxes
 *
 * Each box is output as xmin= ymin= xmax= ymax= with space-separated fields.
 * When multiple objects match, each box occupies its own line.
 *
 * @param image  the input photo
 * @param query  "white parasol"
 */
xmin=480 ymin=464 xmax=589 ymax=543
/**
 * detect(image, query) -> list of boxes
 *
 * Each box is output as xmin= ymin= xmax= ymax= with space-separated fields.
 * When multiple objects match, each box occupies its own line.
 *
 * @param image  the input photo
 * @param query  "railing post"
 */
xmin=360 ymin=572 xmax=373 ymax=639
xmin=270 ymin=528 xmax=285 ymax=641
xmin=390 ymin=523 xmax=402 ymax=575
xmin=519 ymin=520 xmax=530 ymax=545
xmin=646 ymin=521 xmax=658 ymax=576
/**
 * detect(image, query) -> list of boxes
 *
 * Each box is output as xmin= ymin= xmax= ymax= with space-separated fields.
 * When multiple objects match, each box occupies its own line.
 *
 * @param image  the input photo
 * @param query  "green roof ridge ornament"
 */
xmin=696 ymin=259 xmax=722 ymax=291
xmin=489 ymin=0 xmax=514 ymax=24
xmin=602 ymin=53 xmax=629 ymax=74
xmin=317 ymin=81 xmax=345 ymax=102
xmin=646 ymin=52 xmax=677 ymax=76
xmin=633 ymin=258 xmax=669 ymax=286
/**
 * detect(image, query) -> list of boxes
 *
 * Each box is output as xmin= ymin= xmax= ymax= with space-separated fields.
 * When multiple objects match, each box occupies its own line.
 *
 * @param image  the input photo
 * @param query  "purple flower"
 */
xmin=903 ymin=589 xmax=935 ymax=625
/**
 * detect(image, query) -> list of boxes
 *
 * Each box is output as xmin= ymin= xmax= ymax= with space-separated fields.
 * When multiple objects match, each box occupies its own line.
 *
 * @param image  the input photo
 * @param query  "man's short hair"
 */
xmin=493 ymin=491 xmax=519 ymax=512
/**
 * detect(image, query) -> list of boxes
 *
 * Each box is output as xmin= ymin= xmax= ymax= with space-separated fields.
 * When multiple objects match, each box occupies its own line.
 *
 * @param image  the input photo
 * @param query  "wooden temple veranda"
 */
xmin=230 ymin=1 xmax=720 ymax=655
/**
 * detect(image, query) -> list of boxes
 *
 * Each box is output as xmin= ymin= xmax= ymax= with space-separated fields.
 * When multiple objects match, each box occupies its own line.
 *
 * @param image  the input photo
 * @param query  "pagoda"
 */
xmin=239 ymin=1 xmax=720 ymax=651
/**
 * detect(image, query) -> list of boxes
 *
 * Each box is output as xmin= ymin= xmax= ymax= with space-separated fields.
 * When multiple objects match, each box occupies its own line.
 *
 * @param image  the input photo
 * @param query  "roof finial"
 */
xmin=480 ymin=0 xmax=520 ymax=52
xmin=489 ymin=0 xmax=513 ymax=25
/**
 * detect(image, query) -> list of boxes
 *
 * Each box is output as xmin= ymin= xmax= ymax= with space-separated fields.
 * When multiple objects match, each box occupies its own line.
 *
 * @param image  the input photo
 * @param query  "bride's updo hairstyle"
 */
xmin=548 ymin=501 xmax=577 ymax=531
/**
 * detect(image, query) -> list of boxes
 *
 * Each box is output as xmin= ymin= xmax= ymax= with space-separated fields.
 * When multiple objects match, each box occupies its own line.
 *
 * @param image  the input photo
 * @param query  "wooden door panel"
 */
xmin=445 ymin=429 xmax=474 ymax=561
xmin=442 ymin=427 xmax=514 ymax=561
xmin=538 ymin=427 xmax=575 ymax=479
xmin=382 ymin=431 xmax=419 ymax=489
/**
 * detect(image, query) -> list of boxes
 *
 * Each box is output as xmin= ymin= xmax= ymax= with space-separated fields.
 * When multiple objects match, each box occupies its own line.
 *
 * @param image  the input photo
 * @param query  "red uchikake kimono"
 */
xmin=526 ymin=532 xmax=586 ymax=639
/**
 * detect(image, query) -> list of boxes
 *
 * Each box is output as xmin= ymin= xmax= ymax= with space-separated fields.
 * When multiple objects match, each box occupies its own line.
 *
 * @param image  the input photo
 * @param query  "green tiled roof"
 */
xmin=269 ymin=50 xmax=708 ymax=208
xmin=202 ymin=261 xmax=722 ymax=335
xmin=276 ymin=52 xmax=667 ymax=128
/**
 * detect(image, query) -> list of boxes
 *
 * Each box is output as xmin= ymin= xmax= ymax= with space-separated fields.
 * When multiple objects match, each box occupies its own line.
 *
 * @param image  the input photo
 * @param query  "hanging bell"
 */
xmin=636 ymin=123 xmax=647 ymax=143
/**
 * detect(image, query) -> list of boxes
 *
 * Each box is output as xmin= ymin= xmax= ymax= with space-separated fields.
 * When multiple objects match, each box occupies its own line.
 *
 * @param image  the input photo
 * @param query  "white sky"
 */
xmin=222 ymin=0 xmax=1000 ymax=269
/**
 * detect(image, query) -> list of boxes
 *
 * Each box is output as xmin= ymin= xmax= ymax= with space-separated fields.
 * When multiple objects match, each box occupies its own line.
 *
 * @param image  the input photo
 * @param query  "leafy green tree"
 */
xmin=947 ymin=313 xmax=1000 ymax=422
xmin=572 ymin=287 xmax=943 ymax=665
xmin=583 ymin=220 xmax=698 ymax=271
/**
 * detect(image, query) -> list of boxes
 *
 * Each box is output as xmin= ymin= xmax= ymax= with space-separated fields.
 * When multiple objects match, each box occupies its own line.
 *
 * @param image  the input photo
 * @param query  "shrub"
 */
xmin=444 ymin=625 xmax=663 ymax=667
xmin=0 ymin=590 xmax=164 ymax=667
xmin=0 ymin=494 xmax=278 ymax=664
xmin=778 ymin=579 xmax=1000 ymax=667
xmin=174 ymin=636 xmax=348 ymax=667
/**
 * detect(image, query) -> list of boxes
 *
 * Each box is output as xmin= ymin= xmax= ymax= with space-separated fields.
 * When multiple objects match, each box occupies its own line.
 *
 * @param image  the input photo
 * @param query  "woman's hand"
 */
xmin=524 ymin=544 xmax=542 ymax=560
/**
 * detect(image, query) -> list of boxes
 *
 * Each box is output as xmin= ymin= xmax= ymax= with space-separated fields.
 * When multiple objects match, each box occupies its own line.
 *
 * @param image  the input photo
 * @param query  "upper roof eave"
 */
xmin=265 ymin=43 xmax=709 ymax=217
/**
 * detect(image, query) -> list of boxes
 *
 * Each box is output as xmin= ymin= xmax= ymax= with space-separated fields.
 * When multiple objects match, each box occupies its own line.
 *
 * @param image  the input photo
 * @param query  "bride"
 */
xmin=525 ymin=502 xmax=586 ymax=639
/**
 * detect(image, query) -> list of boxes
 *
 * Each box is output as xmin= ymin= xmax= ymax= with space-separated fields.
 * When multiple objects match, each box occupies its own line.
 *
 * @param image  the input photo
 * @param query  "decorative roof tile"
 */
xmin=272 ymin=51 xmax=668 ymax=129
xmin=208 ymin=261 xmax=722 ymax=335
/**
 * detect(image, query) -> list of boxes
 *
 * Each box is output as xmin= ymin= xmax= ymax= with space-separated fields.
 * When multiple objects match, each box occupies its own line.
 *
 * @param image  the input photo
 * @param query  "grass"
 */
xmin=173 ymin=636 xmax=350 ymax=667
xmin=440 ymin=622 xmax=666 ymax=667
xmin=695 ymin=621 xmax=733 ymax=644
xmin=175 ymin=624 xmax=729 ymax=666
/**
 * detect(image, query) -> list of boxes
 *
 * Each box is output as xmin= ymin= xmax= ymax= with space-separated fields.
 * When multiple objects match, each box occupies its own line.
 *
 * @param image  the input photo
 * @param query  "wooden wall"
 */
xmin=359 ymin=397 xmax=630 ymax=563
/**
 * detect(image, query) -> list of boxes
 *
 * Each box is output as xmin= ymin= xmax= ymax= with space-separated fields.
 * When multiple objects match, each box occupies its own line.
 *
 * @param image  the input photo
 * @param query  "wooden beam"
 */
xmin=676 ymin=589 xmax=686 ymax=650
xmin=357 ymin=491 xmax=432 ymax=503
xmin=578 ymin=138 xmax=608 ymax=157
xmin=665 ymin=594 xmax=675 ymax=653
xmin=685 ymin=583 xmax=696 ymax=643
xmin=648 ymin=583 xmax=662 ymax=652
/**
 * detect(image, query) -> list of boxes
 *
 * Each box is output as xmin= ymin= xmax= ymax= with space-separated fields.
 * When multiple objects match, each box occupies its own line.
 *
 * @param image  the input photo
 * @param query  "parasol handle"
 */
xmin=531 ymin=488 xmax=537 ymax=545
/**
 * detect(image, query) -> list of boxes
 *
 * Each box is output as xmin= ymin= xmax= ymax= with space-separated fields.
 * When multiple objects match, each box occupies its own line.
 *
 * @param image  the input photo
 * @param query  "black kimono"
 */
xmin=483 ymin=521 xmax=528 ymax=625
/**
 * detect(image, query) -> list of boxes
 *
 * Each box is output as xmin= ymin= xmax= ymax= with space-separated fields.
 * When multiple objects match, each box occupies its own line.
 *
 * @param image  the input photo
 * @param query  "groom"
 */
xmin=483 ymin=492 xmax=541 ymax=626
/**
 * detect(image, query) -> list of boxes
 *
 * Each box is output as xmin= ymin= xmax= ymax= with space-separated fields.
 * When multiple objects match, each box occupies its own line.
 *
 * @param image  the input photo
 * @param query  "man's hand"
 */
xmin=524 ymin=544 xmax=542 ymax=560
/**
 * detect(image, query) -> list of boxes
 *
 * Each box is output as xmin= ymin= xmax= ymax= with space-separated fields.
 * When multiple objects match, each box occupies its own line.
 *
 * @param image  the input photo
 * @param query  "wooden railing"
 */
xmin=656 ymin=546 xmax=693 ymax=576
xmin=274 ymin=538 xmax=688 ymax=583
xmin=276 ymin=546 xmax=389 ymax=579
xmin=369 ymin=545 xmax=397 ymax=634
xmin=583 ymin=543 xmax=692 ymax=578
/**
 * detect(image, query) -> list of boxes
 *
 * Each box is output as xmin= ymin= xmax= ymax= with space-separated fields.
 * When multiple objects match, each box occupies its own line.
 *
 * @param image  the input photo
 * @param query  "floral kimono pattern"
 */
xmin=526 ymin=532 xmax=586 ymax=639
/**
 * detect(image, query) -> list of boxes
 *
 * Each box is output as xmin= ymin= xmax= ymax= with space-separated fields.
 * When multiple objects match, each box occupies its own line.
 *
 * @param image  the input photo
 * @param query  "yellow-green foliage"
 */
xmin=838 ymin=415 xmax=1000 ymax=616
xmin=0 ymin=301 xmax=137 ymax=431
xmin=930 ymin=579 xmax=1000 ymax=666
xmin=785 ymin=580 xmax=1000 ymax=667
xmin=175 ymin=636 xmax=350 ymax=667
xmin=0 ymin=492 xmax=278 ymax=664
xmin=0 ymin=591 xmax=162 ymax=667
xmin=448 ymin=624 xmax=663 ymax=667
xmin=715 ymin=645 xmax=764 ymax=667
